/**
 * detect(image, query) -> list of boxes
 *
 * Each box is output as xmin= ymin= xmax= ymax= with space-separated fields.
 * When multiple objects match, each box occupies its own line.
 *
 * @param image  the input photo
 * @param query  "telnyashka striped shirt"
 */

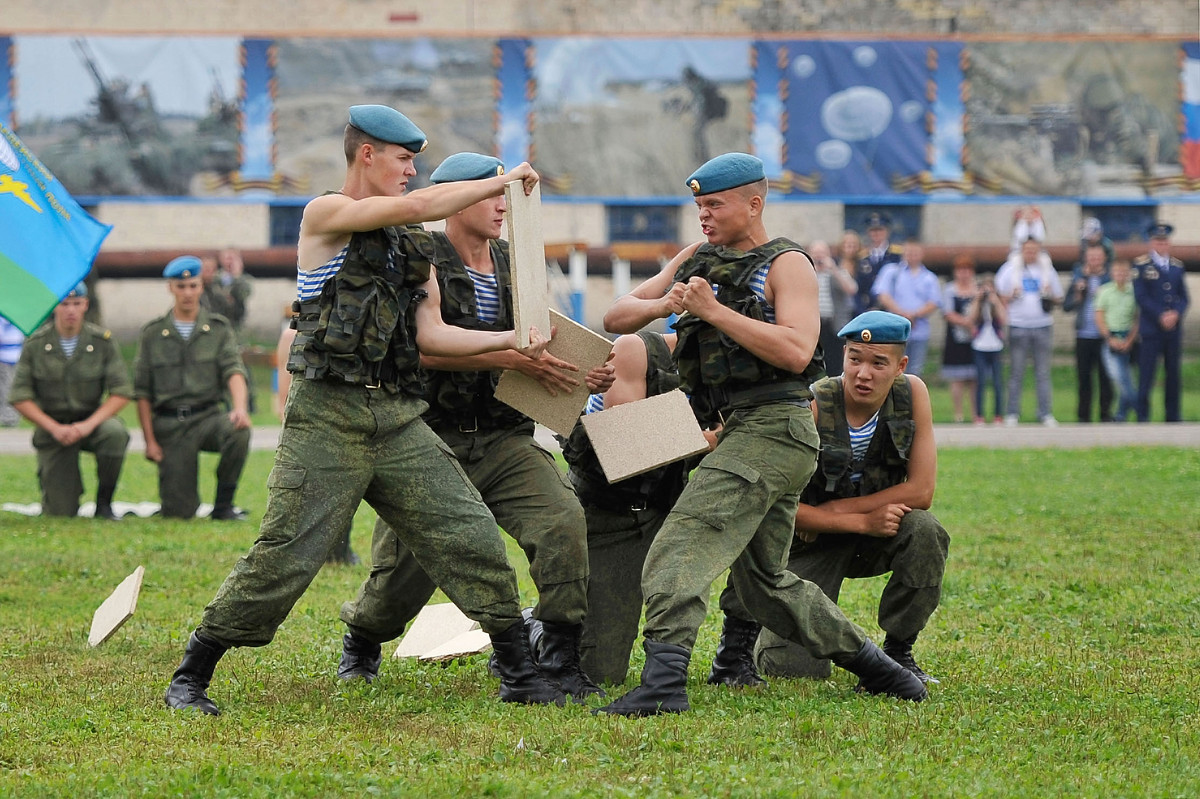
xmin=465 ymin=266 xmax=501 ymax=324
xmin=713 ymin=262 xmax=775 ymax=323
xmin=297 ymin=246 xmax=348 ymax=301
xmin=848 ymin=410 xmax=879 ymax=484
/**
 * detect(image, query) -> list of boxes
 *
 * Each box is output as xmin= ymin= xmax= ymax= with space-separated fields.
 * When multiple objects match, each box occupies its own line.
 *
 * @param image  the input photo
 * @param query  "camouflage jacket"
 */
xmin=671 ymin=237 xmax=823 ymax=424
xmin=288 ymin=225 xmax=430 ymax=396
xmin=420 ymin=232 xmax=529 ymax=431
xmin=800 ymin=374 xmax=914 ymax=504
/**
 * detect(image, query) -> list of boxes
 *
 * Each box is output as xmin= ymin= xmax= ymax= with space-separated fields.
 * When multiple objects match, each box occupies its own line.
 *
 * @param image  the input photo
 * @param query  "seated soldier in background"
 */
xmin=755 ymin=311 xmax=949 ymax=685
xmin=10 ymin=282 xmax=132 ymax=520
xmin=134 ymin=256 xmax=252 ymax=520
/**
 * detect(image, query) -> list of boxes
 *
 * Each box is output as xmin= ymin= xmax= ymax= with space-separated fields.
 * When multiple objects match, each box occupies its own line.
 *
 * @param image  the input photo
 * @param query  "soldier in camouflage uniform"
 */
xmin=755 ymin=311 xmax=949 ymax=685
xmin=10 ymin=282 xmax=131 ymax=520
xmin=596 ymin=153 xmax=926 ymax=716
xmin=337 ymin=153 xmax=609 ymax=699
xmin=164 ymin=105 xmax=564 ymax=716
xmin=556 ymin=330 xmax=704 ymax=685
xmin=134 ymin=256 xmax=252 ymax=521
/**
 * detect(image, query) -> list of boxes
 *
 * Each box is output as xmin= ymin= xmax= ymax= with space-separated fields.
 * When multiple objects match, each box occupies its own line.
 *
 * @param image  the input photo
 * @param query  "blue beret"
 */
xmin=864 ymin=212 xmax=891 ymax=229
xmin=838 ymin=311 xmax=910 ymax=344
xmin=163 ymin=255 xmax=202 ymax=280
xmin=65 ymin=281 xmax=88 ymax=299
xmin=686 ymin=153 xmax=765 ymax=196
xmin=348 ymin=105 xmax=427 ymax=153
xmin=430 ymin=153 xmax=505 ymax=184
xmin=1146 ymin=222 xmax=1173 ymax=239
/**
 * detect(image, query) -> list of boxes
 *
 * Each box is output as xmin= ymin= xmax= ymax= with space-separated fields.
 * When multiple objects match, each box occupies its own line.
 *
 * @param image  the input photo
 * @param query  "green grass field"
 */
xmin=1 ymin=434 xmax=1198 ymax=796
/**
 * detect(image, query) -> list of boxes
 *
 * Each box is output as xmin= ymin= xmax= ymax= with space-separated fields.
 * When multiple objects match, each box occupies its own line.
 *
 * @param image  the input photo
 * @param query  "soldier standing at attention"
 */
xmin=755 ymin=311 xmax=949 ymax=686
xmin=1133 ymin=223 xmax=1189 ymax=423
xmin=596 ymin=153 xmax=926 ymax=716
xmin=10 ymin=283 xmax=132 ymax=520
xmin=856 ymin=212 xmax=901 ymax=314
xmin=134 ymin=256 xmax=252 ymax=520
xmin=337 ymin=152 xmax=610 ymax=699
xmin=163 ymin=105 xmax=564 ymax=716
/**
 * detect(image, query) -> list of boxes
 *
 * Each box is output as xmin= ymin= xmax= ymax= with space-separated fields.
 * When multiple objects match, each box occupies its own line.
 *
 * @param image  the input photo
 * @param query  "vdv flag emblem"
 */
xmin=0 ymin=122 xmax=112 ymax=334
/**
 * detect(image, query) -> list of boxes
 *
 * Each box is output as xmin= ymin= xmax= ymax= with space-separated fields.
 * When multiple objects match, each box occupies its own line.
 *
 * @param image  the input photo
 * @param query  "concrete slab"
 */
xmin=88 ymin=566 xmax=144 ymax=647
xmin=505 ymin=180 xmax=552 ymax=348
xmin=582 ymin=389 xmax=710 ymax=482
xmin=494 ymin=309 xmax=614 ymax=437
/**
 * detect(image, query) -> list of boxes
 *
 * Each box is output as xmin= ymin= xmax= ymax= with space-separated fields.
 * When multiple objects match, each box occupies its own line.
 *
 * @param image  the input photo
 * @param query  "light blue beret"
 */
xmin=65 ymin=281 xmax=88 ymax=298
xmin=430 ymin=152 xmax=505 ymax=184
xmin=686 ymin=153 xmax=766 ymax=196
xmin=348 ymin=105 xmax=427 ymax=153
xmin=838 ymin=311 xmax=910 ymax=344
xmin=163 ymin=255 xmax=202 ymax=279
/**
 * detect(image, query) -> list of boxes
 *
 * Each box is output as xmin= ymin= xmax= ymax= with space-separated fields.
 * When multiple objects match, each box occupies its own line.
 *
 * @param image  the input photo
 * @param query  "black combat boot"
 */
xmin=337 ymin=633 xmax=382 ymax=682
xmin=594 ymin=640 xmax=691 ymax=717
xmin=94 ymin=455 xmax=123 ymax=521
xmin=536 ymin=621 xmax=605 ymax=699
xmin=883 ymin=633 xmax=938 ymax=684
xmin=210 ymin=482 xmax=248 ymax=521
xmin=164 ymin=632 xmax=228 ymax=715
xmin=834 ymin=639 xmax=928 ymax=702
xmin=707 ymin=614 xmax=766 ymax=688
xmin=489 ymin=620 xmax=566 ymax=705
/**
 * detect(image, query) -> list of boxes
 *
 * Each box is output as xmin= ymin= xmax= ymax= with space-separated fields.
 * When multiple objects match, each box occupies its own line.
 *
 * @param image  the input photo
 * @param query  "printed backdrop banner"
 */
xmin=774 ymin=41 xmax=932 ymax=195
xmin=0 ymin=122 xmax=112 ymax=334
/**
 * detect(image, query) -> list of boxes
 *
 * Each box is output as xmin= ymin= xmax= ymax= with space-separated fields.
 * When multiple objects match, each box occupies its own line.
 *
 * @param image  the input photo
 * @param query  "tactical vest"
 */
xmin=561 ymin=331 xmax=691 ymax=512
xmin=288 ymin=224 xmax=431 ymax=395
xmin=801 ymin=375 xmax=914 ymax=504
xmin=421 ymin=233 xmax=528 ymax=431
xmin=671 ymin=237 xmax=824 ymax=425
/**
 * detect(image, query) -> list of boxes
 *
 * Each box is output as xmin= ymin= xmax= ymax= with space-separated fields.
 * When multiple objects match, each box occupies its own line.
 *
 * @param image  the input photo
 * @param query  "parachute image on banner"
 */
xmin=0 ymin=122 xmax=111 ymax=334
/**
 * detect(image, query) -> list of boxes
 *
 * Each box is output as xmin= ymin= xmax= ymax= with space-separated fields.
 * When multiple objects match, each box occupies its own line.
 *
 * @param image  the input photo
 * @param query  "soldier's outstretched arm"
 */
xmin=301 ymin=164 xmax=539 ymax=249
xmin=414 ymin=267 xmax=547 ymax=360
xmin=603 ymin=243 xmax=700 ymax=334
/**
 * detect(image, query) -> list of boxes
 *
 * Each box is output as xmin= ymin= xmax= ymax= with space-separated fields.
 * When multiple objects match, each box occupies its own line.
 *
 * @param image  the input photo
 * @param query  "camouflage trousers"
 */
xmin=755 ymin=508 xmax=950 ymax=678
xmin=33 ymin=417 xmax=128 ymax=516
xmin=342 ymin=424 xmax=588 ymax=644
xmin=640 ymin=403 xmax=867 ymax=659
xmin=197 ymin=379 xmax=522 ymax=648
xmin=577 ymin=504 xmax=665 ymax=685
xmin=151 ymin=407 xmax=250 ymax=518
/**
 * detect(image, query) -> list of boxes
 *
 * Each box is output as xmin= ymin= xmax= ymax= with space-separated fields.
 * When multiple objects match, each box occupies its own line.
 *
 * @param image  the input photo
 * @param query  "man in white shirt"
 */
xmin=995 ymin=237 xmax=1064 ymax=426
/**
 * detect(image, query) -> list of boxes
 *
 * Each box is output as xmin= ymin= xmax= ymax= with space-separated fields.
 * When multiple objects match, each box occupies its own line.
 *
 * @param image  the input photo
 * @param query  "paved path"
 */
xmin=2 ymin=421 xmax=1198 ymax=456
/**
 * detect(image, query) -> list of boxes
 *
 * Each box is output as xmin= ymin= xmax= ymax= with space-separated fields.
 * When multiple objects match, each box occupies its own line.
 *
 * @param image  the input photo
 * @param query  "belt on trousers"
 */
xmin=155 ymin=402 xmax=217 ymax=421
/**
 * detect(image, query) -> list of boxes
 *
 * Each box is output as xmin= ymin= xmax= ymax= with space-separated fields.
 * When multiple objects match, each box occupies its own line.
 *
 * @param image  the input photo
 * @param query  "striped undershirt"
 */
xmin=713 ymin=262 xmax=774 ymax=322
xmin=173 ymin=320 xmax=196 ymax=340
xmin=848 ymin=410 xmax=879 ymax=484
xmin=297 ymin=245 xmax=348 ymax=301
xmin=465 ymin=266 xmax=501 ymax=324
xmin=584 ymin=393 xmax=605 ymax=415
xmin=59 ymin=335 xmax=79 ymax=358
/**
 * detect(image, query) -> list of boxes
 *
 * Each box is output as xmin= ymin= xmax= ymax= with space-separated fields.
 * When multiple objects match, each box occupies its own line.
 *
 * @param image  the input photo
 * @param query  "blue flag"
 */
xmin=0 ymin=122 xmax=112 ymax=335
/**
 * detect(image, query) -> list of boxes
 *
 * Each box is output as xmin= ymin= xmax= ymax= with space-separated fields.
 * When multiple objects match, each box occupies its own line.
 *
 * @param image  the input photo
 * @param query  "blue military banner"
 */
xmin=0 ymin=121 xmax=112 ymax=334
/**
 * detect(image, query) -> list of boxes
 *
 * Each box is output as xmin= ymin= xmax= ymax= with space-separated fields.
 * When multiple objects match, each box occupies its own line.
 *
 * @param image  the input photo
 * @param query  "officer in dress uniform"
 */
xmin=1132 ymin=223 xmax=1189 ymax=422
xmin=134 ymin=255 xmax=252 ymax=519
xmin=10 ymin=282 xmax=132 ymax=520
xmin=856 ymin=212 xmax=902 ymax=314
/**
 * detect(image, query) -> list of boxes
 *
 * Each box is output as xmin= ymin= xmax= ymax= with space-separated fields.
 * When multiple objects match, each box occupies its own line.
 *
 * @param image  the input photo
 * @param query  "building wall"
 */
xmin=6 ymin=1 xmax=1195 ymax=35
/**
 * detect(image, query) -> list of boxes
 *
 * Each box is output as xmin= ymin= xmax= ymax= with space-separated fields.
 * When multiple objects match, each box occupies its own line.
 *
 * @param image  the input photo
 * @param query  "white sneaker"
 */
xmin=1003 ymin=414 xmax=1019 ymax=427
xmin=1041 ymin=415 xmax=1059 ymax=428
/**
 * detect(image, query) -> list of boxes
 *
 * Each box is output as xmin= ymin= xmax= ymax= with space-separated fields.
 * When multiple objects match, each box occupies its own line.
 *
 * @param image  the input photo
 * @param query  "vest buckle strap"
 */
xmin=458 ymin=417 xmax=479 ymax=433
